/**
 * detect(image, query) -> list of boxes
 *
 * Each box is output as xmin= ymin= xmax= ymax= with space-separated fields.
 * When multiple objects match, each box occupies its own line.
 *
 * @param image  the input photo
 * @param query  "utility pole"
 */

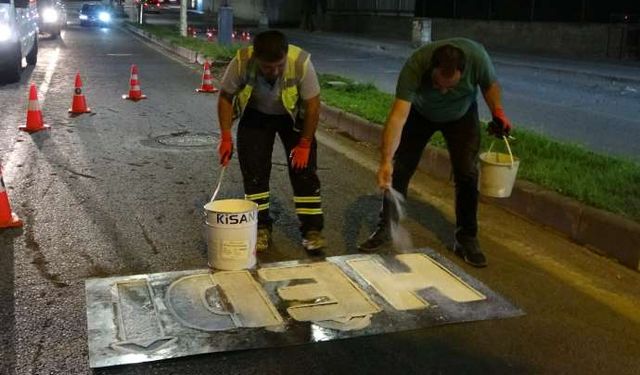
xmin=180 ymin=0 xmax=187 ymax=37
xmin=259 ymin=0 xmax=268 ymax=29
xmin=218 ymin=0 xmax=233 ymax=45
xmin=137 ymin=0 xmax=145 ymax=24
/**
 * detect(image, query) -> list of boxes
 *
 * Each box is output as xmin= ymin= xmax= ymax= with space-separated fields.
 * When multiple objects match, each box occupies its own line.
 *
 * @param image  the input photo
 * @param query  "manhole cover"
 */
xmin=155 ymin=132 xmax=218 ymax=148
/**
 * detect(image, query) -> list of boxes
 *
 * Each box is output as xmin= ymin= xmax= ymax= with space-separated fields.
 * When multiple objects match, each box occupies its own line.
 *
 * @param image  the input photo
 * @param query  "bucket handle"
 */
xmin=487 ymin=136 xmax=515 ymax=168
xmin=209 ymin=166 xmax=227 ymax=203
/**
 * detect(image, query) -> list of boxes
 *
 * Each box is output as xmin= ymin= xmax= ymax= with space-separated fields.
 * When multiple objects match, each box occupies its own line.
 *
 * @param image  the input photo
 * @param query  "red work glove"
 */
xmin=488 ymin=107 xmax=512 ymax=138
xmin=290 ymin=137 xmax=312 ymax=170
xmin=218 ymin=129 xmax=233 ymax=166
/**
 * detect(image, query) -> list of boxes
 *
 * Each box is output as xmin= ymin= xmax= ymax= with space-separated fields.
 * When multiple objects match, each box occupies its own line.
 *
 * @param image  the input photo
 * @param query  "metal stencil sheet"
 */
xmin=86 ymin=248 xmax=524 ymax=368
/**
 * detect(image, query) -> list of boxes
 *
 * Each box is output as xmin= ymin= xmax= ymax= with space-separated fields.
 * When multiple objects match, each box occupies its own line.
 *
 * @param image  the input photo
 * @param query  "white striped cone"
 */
xmin=0 ymin=165 xmax=23 ymax=229
xmin=196 ymin=62 xmax=219 ymax=93
xmin=19 ymin=83 xmax=49 ymax=133
xmin=123 ymin=65 xmax=147 ymax=101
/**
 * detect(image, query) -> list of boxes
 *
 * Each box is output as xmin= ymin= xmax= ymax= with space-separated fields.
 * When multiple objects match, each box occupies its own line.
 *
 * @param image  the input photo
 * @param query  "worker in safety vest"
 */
xmin=358 ymin=38 xmax=512 ymax=267
xmin=217 ymin=30 xmax=325 ymax=253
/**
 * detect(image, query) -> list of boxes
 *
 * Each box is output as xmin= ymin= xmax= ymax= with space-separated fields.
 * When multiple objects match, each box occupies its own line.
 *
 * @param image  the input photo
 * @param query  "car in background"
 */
xmin=79 ymin=3 xmax=112 ymax=27
xmin=37 ymin=0 xmax=66 ymax=38
xmin=0 ymin=0 xmax=38 ymax=83
xmin=134 ymin=0 xmax=163 ymax=14
xmin=144 ymin=0 xmax=163 ymax=13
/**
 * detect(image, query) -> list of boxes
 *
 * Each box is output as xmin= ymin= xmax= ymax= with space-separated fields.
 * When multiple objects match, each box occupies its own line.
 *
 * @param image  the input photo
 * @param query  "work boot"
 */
xmin=357 ymin=226 xmax=390 ymax=253
xmin=453 ymin=232 xmax=487 ymax=268
xmin=302 ymin=230 xmax=326 ymax=253
xmin=256 ymin=228 xmax=272 ymax=252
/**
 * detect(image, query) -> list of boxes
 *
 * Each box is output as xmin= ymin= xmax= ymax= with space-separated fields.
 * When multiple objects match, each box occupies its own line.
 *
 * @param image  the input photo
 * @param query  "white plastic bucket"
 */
xmin=204 ymin=199 xmax=258 ymax=270
xmin=478 ymin=137 xmax=520 ymax=198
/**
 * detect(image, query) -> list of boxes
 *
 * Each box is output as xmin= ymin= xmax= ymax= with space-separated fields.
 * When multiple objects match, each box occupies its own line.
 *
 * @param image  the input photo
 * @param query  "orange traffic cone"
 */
xmin=122 ymin=64 xmax=147 ymax=101
xmin=19 ymin=83 xmax=50 ymax=133
xmin=0 ymin=163 xmax=23 ymax=229
xmin=196 ymin=60 xmax=219 ymax=93
xmin=69 ymin=72 xmax=91 ymax=114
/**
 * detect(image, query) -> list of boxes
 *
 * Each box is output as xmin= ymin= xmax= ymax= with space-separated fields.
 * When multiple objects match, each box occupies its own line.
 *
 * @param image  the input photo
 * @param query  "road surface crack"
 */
xmin=63 ymin=167 xmax=99 ymax=180
xmin=22 ymin=204 xmax=69 ymax=288
xmin=136 ymin=217 xmax=160 ymax=255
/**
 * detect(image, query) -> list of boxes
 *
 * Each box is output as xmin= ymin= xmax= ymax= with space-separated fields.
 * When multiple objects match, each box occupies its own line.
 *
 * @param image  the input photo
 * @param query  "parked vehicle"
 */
xmin=38 ymin=0 xmax=67 ymax=38
xmin=79 ymin=3 xmax=112 ymax=27
xmin=0 ymin=0 xmax=38 ymax=83
xmin=144 ymin=0 xmax=163 ymax=13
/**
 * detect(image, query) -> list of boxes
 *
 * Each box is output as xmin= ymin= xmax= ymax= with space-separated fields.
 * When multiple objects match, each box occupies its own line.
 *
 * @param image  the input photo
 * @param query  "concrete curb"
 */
xmin=122 ymin=23 xmax=640 ymax=272
xmin=123 ymin=23 xmax=208 ymax=65
xmin=320 ymin=104 xmax=640 ymax=272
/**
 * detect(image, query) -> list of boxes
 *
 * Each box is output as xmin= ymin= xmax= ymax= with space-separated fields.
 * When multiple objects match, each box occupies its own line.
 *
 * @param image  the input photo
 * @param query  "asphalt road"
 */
xmin=1 ymin=16 xmax=640 ymax=375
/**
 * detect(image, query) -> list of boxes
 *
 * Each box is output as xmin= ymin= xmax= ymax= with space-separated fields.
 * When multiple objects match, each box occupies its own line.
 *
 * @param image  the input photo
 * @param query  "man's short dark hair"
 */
xmin=431 ymin=45 xmax=466 ymax=78
xmin=253 ymin=30 xmax=289 ymax=62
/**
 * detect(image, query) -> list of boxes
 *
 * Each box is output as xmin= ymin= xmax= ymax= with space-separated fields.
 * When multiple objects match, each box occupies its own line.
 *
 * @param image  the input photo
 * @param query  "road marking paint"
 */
xmin=317 ymin=128 xmax=640 ymax=325
xmin=107 ymin=53 xmax=133 ymax=56
xmin=38 ymin=47 xmax=60 ymax=101
xmin=327 ymin=58 xmax=374 ymax=62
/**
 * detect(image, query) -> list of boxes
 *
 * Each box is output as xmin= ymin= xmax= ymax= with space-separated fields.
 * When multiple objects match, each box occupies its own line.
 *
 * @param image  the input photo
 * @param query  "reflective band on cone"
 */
xmin=0 ymin=164 xmax=23 ymax=229
xmin=19 ymin=83 xmax=50 ymax=133
xmin=123 ymin=65 xmax=147 ymax=101
xmin=196 ymin=61 xmax=219 ymax=93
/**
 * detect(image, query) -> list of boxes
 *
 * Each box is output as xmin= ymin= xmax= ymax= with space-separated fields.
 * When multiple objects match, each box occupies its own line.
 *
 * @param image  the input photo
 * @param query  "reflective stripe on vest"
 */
xmin=235 ymin=45 xmax=310 ymax=120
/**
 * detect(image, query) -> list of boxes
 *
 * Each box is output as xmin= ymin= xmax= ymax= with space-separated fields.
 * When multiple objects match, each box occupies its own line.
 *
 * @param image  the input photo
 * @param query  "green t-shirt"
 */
xmin=396 ymin=38 xmax=497 ymax=123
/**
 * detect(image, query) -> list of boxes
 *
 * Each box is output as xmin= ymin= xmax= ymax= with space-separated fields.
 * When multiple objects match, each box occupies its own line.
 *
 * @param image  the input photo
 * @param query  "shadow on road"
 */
xmin=342 ymin=193 xmax=456 ymax=253
xmin=0 ymin=227 xmax=23 ymax=375
xmin=92 ymin=329 xmax=533 ymax=374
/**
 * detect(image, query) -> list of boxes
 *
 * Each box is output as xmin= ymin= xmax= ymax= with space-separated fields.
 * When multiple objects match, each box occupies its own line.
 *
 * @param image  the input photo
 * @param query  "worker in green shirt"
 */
xmin=358 ymin=38 xmax=512 ymax=267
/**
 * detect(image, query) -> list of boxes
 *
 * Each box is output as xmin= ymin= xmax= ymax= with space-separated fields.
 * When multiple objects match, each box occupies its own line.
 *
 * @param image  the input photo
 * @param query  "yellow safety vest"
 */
xmin=235 ymin=44 xmax=310 ymax=120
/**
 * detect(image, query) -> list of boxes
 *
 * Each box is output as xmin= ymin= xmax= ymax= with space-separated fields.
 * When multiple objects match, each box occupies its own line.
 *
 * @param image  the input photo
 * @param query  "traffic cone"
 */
xmin=122 ymin=64 xmax=147 ymax=101
xmin=19 ymin=83 xmax=50 ymax=133
xmin=69 ymin=72 xmax=91 ymax=114
xmin=0 ymin=163 xmax=23 ymax=229
xmin=196 ymin=60 xmax=219 ymax=93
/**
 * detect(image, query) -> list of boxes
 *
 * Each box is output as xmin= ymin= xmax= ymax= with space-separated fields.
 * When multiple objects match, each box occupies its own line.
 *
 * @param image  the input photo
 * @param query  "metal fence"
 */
xmin=326 ymin=0 xmax=415 ymax=16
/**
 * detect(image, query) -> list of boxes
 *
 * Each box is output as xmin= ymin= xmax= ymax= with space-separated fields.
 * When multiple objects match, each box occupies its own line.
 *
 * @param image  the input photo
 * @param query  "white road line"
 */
xmin=4 ymin=47 xmax=61 ymax=174
xmin=38 ymin=47 xmax=60 ymax=101
xmin=326 ymin=58 xmax=373 ymax=62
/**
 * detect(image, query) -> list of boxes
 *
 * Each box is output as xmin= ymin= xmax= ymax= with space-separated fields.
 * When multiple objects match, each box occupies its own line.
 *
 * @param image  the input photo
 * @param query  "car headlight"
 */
xmin=79 ymin=14 xmax=88 ymax=20
xmin=98 ymin=12 xmax=111 ymax=23
xmin=42 ymin=8 xmax=59 ymax=23
xmin=0 ymin=24 xmax=11 ymax=42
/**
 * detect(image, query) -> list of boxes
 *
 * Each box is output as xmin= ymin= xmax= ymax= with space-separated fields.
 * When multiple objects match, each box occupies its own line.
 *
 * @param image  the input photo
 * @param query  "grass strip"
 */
xmin=319 ymin=74 xmax=640 ymax=221
xmin=132 ymin=23 xmax=241 ymax=61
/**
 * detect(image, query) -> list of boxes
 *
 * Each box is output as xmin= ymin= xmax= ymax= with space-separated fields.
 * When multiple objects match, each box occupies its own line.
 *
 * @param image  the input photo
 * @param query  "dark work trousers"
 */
xmin=236 ymin=108 xmax=324 ymax=234
xmin=384 ymin=103 xmax=480 ymax=239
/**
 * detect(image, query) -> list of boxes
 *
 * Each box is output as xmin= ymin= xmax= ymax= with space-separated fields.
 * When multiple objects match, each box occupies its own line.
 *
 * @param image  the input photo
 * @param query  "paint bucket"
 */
xmin=478 ymin=137 xmax=520 ymax=198
xmin=204 ymin=199 xmax=258 ymax=270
